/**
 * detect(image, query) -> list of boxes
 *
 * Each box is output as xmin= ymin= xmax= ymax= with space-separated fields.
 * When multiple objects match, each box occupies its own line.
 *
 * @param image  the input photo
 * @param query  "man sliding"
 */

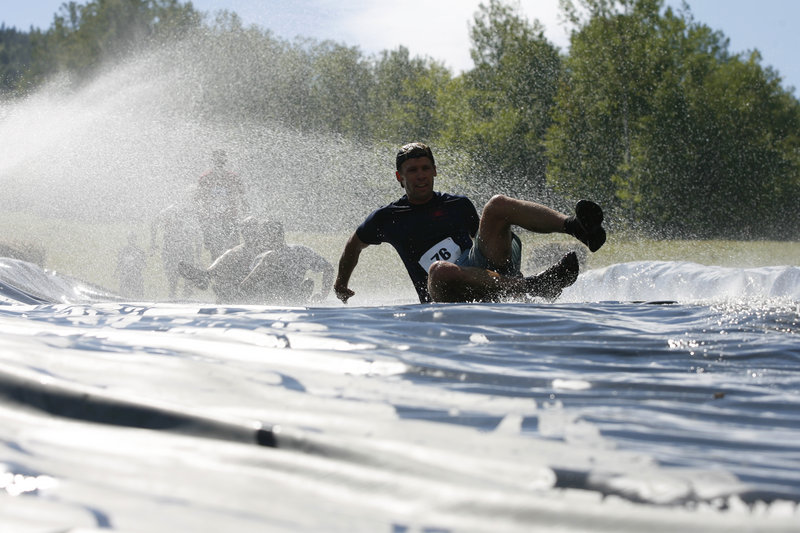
xmin=334 ymin=142 xmax=606 ymax=304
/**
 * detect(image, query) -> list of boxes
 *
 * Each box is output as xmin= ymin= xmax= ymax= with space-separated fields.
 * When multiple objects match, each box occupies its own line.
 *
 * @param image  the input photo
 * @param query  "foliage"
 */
xmin=305 ymin=40 xmax=372 ymax=139
xmin=27 ymin=0 xmax=200 ymax=85
xmin=367 ymin=46 xmax=450 ymax=144
xmin=547 ymin=0 xmax=672 ymax=211
xmin=438 ymin=0 xmax=562 ymax=192
xmin=546 ymin=0 xmax=800 ymax=238
xmin=0 ymin=24 xmax=35 ymax=93
xmin=1 ymin=0 xmax=798 ymax=239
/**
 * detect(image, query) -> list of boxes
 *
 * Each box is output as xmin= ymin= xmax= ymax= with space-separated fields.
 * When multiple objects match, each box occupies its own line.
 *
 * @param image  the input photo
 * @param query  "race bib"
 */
xmin=418 ymin=237 xmax=462 ymax=271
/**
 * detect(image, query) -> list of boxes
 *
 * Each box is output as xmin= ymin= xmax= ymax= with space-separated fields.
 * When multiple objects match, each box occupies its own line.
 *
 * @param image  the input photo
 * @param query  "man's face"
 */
xmin=396 ymin=156 xmax=436 ymax=205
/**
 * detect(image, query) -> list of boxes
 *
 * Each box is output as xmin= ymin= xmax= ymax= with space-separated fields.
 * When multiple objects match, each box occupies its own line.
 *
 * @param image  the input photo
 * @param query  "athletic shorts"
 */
xmin=455 ymin=233 xmax=522 ymax=277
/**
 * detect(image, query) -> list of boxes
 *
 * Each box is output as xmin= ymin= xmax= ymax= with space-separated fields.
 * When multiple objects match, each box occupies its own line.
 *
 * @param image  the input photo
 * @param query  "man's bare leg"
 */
xmin=427 ymin=261 xmax=521 ymax=302
xmin=479 ymin=195 xmax=606 ymax=263
xmin=477 ymin=195 xmax=570 ymax=268
xmin=428 ymin=252 xmax=579 ymax=303
xmin=523 ymin=251 xmax=580 ymax=300
xmin=427 ymin=195 xmax=602 ymax=303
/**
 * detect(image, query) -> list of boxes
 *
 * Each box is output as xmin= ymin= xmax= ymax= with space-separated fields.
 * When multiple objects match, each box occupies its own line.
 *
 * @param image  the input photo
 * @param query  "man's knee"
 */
xmin=427 ymin=260 xmax=461 ymax=298
xmin=428 ymin=260 xmax=461 ymax=280
xmin=427 ymin=261 xmax=449 ymax=285
xmin=483 ymin=194 xmax=515 ymax=219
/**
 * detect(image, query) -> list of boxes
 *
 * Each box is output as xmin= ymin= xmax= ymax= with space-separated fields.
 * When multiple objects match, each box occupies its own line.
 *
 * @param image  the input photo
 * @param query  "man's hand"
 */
xmin=334 ymin=283 xmax=355 ymax=304
xmin=334 ymin=233 xmax=368 ymax=304
xmin=309 ymin=293 xmax=326 ymax=304
xmin=178 ymin=261 xmax=210 ymax=290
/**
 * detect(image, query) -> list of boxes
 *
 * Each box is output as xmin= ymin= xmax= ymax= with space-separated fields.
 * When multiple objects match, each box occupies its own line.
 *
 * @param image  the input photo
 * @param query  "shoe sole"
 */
xmin=575 ymin=200 xmax=606 ymax=252
xmin=576 ymin=199 xmax=604 ymax=229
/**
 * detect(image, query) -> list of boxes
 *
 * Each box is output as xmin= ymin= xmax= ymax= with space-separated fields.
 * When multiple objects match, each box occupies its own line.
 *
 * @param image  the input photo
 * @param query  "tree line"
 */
xmin=2 ymin=0 xmax=798 ymax=239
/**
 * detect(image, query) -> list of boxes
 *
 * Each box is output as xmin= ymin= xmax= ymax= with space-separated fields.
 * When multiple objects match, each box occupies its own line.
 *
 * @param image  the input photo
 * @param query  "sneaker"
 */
xmin=524 ymin=251 xmax=579 ymax=300
xmin=564 ymin=200 xmax=606 ymax=252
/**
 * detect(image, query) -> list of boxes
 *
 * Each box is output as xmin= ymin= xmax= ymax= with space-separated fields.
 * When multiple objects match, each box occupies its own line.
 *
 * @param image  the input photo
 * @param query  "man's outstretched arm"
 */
xmin=334 ymin=233 xmax=370 ymax=304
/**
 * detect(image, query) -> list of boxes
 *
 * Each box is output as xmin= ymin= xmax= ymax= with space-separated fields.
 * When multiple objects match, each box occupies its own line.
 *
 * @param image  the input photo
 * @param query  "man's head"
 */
xmin=240 ymin=216 xmax=260 ymax=245
xmin=395 ymin=142 xmax=437 ymax=205
xmin=261 ymin=219 xmax=285 ymax=247
xmin=241 ymin=217 xmax=284 ymax=248
xmin=212 ymin=149 xmax=227 ymax=169
xmin=396 ymin=142 xmax=435 ymax=172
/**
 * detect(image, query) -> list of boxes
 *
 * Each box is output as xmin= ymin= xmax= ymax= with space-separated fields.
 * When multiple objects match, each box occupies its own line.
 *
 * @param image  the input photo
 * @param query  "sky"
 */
xmin=2 ymin=0 xmax=797 ymax=94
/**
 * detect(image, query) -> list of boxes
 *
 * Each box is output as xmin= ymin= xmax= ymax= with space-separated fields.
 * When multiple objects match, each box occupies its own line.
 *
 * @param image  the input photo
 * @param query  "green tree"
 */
xmin=32 ymin=0 xmax=199 ymax=83
xmin=0 ymin=24 xmax=34 ymax=93
xmin=547 ymin=0 xmax=665 ymax=211
xmin=178 ymin=11 xmax=299 ymax=125
xmin=367 ymin=46 xmax=450 ymax=143
xmin=546 ymin=0 xmax=800 ymax=238
xmin=438 ymin=0 xmax=561 ymax=193
xmin=633 ymin=44 xmax=800 ymax=238
xmin=305 ymin=41 xmax=372 ymax=139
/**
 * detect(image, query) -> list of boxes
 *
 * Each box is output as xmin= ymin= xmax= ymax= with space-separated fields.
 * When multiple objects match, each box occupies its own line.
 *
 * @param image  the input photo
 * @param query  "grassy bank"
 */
xmin=1 ymin=211 xmax=798 ymax=301
xmin=579 ymin=236 xmax=800 ymax=269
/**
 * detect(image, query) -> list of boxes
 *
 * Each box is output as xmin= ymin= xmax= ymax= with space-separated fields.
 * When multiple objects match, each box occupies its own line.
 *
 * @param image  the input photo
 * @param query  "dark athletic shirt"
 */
xmin=356 ymin=192 xmax=479 ymax=302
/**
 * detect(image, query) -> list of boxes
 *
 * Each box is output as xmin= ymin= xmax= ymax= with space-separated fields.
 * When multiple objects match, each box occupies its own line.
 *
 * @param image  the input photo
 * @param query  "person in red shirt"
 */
xmin=194 ymin=149 xmax=249 ymax=260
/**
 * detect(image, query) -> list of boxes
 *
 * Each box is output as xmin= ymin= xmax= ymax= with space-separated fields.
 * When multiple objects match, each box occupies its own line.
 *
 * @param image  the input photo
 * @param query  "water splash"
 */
xmin=0 ymin=32 xmax=412 ymax=295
